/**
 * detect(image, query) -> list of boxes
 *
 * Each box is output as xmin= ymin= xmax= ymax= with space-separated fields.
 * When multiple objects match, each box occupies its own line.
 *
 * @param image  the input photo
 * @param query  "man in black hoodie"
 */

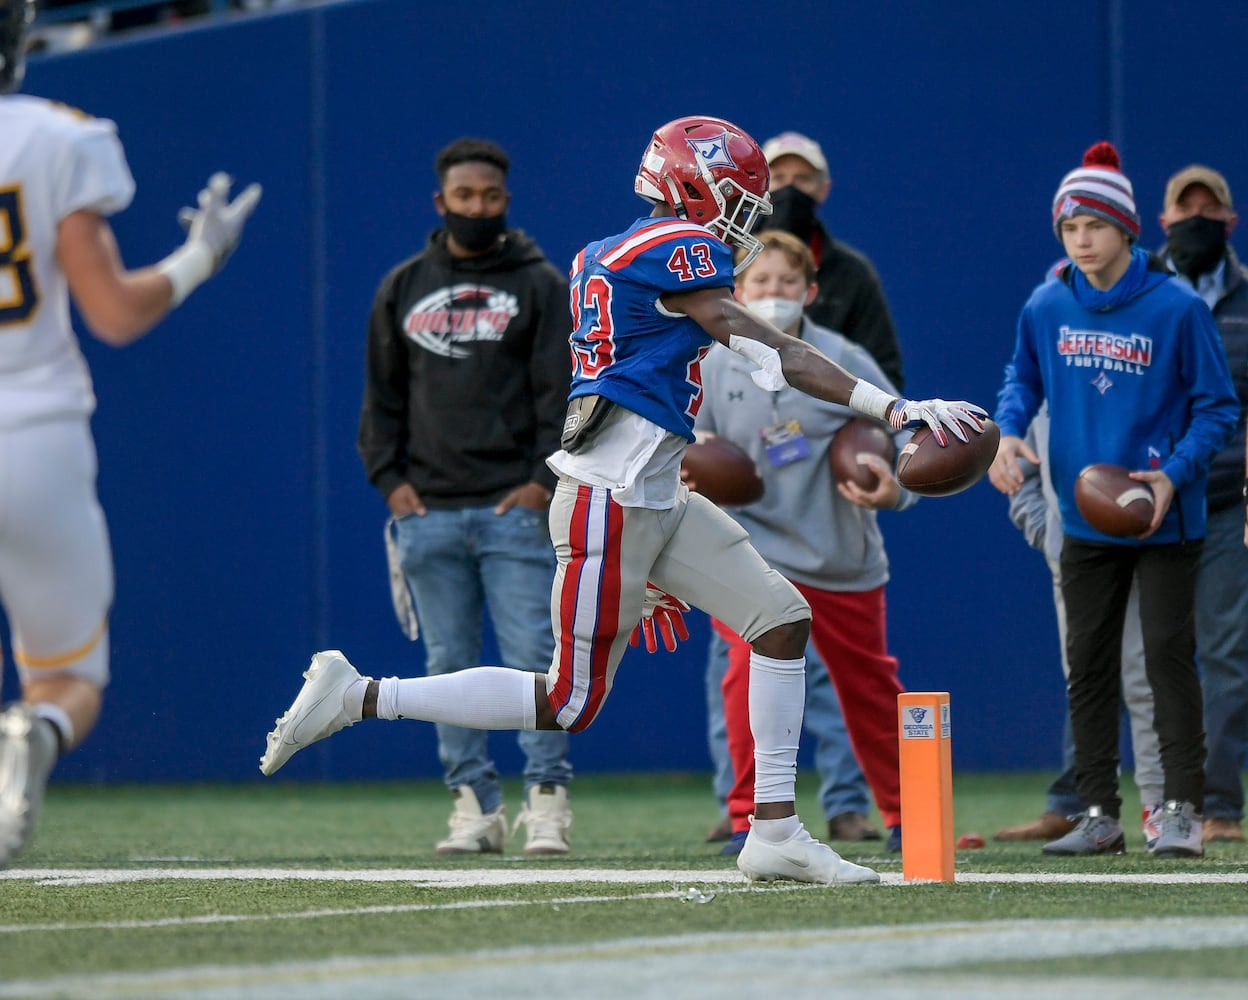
xmin=356 ymin=138 xmax=574 ymax=857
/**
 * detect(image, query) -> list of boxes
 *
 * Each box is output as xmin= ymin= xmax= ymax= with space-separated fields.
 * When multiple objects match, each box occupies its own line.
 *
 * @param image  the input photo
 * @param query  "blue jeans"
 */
xmin=705 ymin=629 xmax=870 ymax=818
xmin=392 ymin=505 xmax=572 ymax=814
xmin=1197 ymin=504 xmax=1248 ymax=821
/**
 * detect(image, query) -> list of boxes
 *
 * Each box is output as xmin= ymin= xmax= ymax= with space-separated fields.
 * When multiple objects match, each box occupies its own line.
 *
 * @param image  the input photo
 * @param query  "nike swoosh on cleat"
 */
xmin=287 ymin=694 xmax=333 ymax=741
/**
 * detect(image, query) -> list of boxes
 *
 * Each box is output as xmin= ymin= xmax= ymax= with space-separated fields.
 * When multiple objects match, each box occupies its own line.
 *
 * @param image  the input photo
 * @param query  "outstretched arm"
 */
xmin=665 ymin=285 xmax=857 ymax=400
xmin=664 ymin=285 xmax=986 ymax=443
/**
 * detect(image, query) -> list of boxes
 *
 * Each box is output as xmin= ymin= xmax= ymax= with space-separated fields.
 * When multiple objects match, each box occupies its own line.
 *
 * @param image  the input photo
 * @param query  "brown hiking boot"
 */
xmin=827 ymin=811 xmax=882 ymax=841
xmin=994 ymin=811 xmax=1076 ymax=842
xmin=1202 ymin=816 xmax=1245 ymax=843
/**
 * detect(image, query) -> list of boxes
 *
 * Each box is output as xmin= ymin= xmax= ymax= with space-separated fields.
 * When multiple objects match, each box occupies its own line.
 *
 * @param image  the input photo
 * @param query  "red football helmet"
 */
xmin=635 ymin=116 xmax=772 ymax=272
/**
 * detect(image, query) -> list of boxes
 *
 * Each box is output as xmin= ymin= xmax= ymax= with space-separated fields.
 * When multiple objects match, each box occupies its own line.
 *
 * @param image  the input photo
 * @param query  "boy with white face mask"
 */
xmin=694 ymin=230 xmax=917 ymax=854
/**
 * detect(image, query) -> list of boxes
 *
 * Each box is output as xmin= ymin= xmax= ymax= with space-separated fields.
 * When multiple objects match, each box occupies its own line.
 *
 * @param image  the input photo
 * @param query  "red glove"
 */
xmin=629 ymin=583 xmax=691 ymax=653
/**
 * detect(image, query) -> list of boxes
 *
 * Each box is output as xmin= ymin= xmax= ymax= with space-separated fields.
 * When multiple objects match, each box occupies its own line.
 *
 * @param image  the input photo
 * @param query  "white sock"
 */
xmin=376 ymin=667 xmax=539 ymax=730
xmin=751 ymin=815 xmax=801 ymax=844
xmin=31 ymin=702 xmax=73 ymax=754
xmin=749 ymin=650 xmax=804 ymax=805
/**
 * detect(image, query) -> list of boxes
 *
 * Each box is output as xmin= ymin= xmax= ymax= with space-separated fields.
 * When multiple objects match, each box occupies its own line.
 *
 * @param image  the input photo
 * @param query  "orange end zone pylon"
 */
xmin=897 ymin=692 xmax=955 ymax=882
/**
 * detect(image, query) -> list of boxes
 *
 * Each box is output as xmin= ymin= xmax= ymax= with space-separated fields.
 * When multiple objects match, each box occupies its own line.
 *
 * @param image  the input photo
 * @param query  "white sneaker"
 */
xmin=0 ymin=705 xmax=58 ymax=869
xmin=259 ymin=651 xmax=368 ymax=776
xmin=1149 ymin=799 xmax=1204 ymax=858
xmin=737 ymin=817 xmax=880 ymax=885
xmin=435 ymin=786 xmax=507 ymax=855
xmin=513 ymin=783 xmax=572 ymax=855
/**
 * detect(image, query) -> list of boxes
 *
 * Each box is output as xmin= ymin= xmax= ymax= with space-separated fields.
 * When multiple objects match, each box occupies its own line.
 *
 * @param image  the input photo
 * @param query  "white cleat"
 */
xmin=259 ymin=651 xmax=369 ymax=776
xmin=737 ymin=819 xmax=881 ymax=885
xmin=0 ymin=705 xmax=58 ymax=869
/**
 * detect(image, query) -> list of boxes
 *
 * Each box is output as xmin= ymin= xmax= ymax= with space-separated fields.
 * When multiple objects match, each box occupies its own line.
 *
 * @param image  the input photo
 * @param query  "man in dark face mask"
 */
xmin=755 ymin=132 xmax=905 ymax=393
xmin=435 ymin=154 xmax=510 ymax=255
xmin=356 ymin=137 xmax=577 ymax=857
xmin=1159 ymin=164 xmax=1248 ymax=847
xmin=1160 ymin=166 xmax=1238 ymax=285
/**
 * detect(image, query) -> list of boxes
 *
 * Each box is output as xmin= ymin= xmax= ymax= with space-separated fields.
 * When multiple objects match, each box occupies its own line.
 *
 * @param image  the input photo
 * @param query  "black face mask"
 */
xmin=444 ymin=210 xmax=507 ymax=254
xmin=758 ymin=185 xmax=818 ymax=242
xmin=1166 ymin=215 xmax=1228 ymax=281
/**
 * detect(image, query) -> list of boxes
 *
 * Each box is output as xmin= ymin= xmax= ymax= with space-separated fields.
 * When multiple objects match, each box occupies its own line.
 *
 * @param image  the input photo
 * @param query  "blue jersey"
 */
xmin=567 ymin=216 xmax=735 ymax=440
xmin=995 ymin=251 xmax=1238 ymax=544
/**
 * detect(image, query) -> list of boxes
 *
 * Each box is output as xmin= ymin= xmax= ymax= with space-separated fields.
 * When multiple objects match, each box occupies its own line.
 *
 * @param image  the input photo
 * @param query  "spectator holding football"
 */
xmin=993 ymin=403 xmax=1164 ymax=848
xmin=989 ymin=141 xmax=1238 ymax=858
xmin=695 ymin=230 xmax=916 ymax=856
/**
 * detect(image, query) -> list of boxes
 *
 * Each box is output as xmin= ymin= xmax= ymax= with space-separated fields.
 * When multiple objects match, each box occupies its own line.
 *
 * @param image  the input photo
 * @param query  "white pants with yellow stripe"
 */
xmin=0 ymin=417 xmax=112 ymax=688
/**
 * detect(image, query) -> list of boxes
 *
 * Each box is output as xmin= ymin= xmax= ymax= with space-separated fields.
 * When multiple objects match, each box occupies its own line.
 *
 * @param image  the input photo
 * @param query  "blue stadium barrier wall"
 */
xmin=14 ymin=0 xmax=1247 ymax=783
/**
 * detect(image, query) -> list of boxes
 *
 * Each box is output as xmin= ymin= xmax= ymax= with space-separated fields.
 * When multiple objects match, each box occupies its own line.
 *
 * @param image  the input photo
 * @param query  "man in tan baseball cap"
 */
xmin=1164 ymin=165 xmax=1234 ymax=216
xmin=1158 ymin=163 xmax=1248 ymax=846
xmin=755 ymin=130 xmax=905 ymax=393
xmin=1160 ymin=164 xmax=1237 ymax=285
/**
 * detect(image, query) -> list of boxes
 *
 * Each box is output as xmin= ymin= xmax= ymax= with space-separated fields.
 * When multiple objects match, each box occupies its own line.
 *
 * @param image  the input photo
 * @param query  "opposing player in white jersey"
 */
xmin=260 ymin=115 xmax=986 ymax=885
xmin=0 ymin=0 xmax=262 ymax=868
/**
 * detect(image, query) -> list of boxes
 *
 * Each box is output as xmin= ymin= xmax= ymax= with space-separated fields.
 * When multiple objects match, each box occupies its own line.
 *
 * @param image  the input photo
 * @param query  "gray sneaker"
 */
xmin=0 ymin=705 xmax=59 ymax=869
xmin=1149 ymin=800 xmax=1203 ymax=858
xmin=1041 ymin=806 xmax=1126 ymax=856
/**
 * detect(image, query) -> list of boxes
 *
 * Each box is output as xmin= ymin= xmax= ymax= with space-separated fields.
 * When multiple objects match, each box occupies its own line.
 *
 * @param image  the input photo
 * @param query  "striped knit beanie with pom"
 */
xmin=1052 ymin=141 xmax=1140 ymax=243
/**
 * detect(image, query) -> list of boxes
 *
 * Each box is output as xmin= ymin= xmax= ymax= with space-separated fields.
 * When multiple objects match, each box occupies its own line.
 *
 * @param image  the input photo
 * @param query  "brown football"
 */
xmin=682 ymin=433 xmax=765 ymax=506
xmin=1074 ymin=463 xmax=1154 ymax=537
xmin=829 ymin=417 xmax=896 ymax=490
xmin=895 ymin=419 xmax=1000 ymax=497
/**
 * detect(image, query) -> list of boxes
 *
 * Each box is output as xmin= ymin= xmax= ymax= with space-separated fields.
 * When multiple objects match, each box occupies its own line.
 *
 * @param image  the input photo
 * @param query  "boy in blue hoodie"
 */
xmin=990 ymin=142 xmax=1238 ymax=858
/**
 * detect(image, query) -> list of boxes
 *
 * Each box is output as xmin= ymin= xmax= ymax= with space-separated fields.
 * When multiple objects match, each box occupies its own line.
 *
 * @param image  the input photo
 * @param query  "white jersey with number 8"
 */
xmin=0 ymin=94 xmax=134 ymax=429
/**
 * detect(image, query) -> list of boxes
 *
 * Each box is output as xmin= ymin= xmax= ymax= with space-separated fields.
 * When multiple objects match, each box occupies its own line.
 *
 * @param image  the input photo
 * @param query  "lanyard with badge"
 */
xmin=760 ymin=390 xmax=811 ymax=468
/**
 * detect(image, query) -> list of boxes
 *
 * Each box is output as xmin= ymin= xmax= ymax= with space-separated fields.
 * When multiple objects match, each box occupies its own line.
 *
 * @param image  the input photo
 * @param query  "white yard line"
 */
xmin=4 ymin=864 xmax=1248 ymax=888
xmin=1 ymin=917 xmax=1246 ymax=999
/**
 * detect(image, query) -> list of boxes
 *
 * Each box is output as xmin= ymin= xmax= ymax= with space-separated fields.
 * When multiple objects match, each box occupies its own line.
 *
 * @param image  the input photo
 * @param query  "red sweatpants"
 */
xmin=717 ymin=581 xmax=903 ymax=833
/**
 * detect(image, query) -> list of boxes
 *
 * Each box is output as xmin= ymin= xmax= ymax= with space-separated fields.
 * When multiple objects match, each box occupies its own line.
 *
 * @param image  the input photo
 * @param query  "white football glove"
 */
xmin=629 ymin=584 xmax=691 ymax=654
xmin=889 ymin=398 xmax=988 ymax=445
xmin=158 ymin=172 xmax=263 ymax=306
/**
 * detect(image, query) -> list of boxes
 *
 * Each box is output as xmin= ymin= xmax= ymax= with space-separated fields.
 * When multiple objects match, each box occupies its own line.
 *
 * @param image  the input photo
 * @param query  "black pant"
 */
xmin=1060 ymin=535 xmax=1206 ymax=818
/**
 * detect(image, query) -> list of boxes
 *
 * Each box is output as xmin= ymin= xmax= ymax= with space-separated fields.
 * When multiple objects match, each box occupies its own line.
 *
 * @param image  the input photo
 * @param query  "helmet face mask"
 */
xmin=635 ymin=116 xmax=772 ymax=273
xmin=0 ymin=0 xmax=35 ymax=95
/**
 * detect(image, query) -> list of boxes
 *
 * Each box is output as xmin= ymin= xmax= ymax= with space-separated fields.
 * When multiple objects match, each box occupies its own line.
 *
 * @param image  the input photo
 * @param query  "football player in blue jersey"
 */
xmin=261 ymin=115 xmax=988 ymax=885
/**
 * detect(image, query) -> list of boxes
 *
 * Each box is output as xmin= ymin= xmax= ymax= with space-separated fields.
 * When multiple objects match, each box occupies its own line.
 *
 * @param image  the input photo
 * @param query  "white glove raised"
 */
xmin=889 ymin=398 xmax=988 ymax=445
xmin=629 ymin=583 xmax=691 ymax=654
xmin=158 ymin=172 xmax=263 ymax=307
